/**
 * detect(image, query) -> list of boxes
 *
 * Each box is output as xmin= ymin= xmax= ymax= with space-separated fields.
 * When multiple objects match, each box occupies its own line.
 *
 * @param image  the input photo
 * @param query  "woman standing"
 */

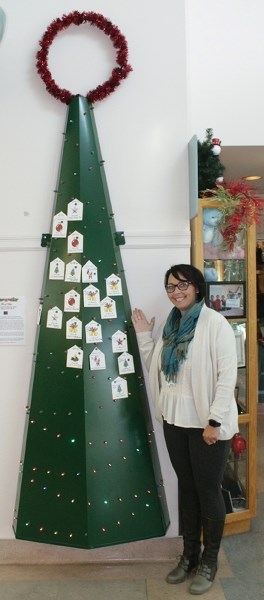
xmin=132 ymin=264 xmax=238 ymax=595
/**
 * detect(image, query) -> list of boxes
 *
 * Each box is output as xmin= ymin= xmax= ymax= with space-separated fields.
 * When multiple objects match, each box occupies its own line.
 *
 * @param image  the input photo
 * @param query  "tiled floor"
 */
xmin=0 ymin=559 xmax=232 ymax=600
xmin=0 ymin=414 xmax=263 ymax=600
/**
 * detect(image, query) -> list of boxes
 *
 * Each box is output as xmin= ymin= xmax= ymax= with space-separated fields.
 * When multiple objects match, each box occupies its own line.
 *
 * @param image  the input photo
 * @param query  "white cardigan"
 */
xmin=136 ymin=304 xmax=239 ymax=440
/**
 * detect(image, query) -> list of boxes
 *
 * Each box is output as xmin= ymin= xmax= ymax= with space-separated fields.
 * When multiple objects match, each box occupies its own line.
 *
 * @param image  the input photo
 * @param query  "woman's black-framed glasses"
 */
xmin=165 ymin=281 xmax=192 ymax=293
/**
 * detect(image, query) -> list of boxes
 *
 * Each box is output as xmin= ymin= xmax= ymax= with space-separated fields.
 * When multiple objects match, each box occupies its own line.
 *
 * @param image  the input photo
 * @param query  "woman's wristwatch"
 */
xmin=209 ymin=419 xmax=221 ymax=427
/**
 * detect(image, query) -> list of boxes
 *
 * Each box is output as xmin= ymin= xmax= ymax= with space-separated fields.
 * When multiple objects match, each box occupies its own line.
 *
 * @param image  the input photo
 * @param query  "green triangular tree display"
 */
xmin=14 ymin=96 xmax=169 ymax=549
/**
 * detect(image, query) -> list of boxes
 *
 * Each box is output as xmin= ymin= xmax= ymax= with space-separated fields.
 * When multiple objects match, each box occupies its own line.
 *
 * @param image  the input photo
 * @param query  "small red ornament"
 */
xmin=212 ymin=138 xmax=222 ymax=156
xmin=56 ymin=223 xmax=63 ymax=232
xmin=231 ymin=433 xmax=246 ymax=460
xmin=71 ymin=238 xmax=79 ymax=247
xmin=68 ymin=297 xmax=75 ymax=306
xmin=36 ymin=11 xmax=132 ymax=105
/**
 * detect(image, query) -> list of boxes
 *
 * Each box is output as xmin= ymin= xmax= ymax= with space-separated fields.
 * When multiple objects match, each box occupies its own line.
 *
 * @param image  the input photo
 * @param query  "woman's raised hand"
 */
xmin=131 ymin=308 xmax=155 ymax=333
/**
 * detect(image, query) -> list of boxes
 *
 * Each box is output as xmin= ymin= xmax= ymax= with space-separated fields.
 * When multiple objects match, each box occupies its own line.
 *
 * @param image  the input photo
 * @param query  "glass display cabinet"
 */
xmin=191 ymin=198 xmax=257 ymax=535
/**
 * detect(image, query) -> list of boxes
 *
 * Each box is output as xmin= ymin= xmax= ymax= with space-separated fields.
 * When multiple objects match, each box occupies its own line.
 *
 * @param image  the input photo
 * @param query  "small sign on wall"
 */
xmin=0 ymin=296 xmax=25 ymax=345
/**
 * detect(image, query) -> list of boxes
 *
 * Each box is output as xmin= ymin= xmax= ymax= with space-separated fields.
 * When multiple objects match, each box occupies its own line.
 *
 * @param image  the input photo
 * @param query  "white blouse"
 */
xmin=159 ymin=341 xmax=203 ymax=428
xmin=136 ymin=305 xmax=239 ymax=439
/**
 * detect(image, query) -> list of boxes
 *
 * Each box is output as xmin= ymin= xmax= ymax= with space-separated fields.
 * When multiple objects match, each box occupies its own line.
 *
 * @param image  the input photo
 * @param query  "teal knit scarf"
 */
xmin=161 ymin=299 xmax=204 ymax=382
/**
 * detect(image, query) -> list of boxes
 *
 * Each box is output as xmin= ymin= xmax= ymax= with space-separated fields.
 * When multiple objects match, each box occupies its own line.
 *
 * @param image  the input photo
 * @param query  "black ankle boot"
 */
xmin=189 ymin=560 xmax=217 ymax=594
xmin=166 ymin=554 xmax=200 ymax=584
xmin=189 ymin=517 xmax=225 ymax=595
xmin=166 ymin=507 xmax=201 ymax=584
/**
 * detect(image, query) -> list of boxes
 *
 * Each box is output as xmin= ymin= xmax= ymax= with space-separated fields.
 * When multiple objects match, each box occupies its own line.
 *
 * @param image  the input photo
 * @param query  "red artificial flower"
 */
xmin=205 ymin=179 xmax=264 ymax=251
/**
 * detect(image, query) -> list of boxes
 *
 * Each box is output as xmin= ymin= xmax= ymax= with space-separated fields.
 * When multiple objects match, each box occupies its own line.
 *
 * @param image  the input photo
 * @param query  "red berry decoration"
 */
xmin=231 ymin=433 xmax=247 ymax=460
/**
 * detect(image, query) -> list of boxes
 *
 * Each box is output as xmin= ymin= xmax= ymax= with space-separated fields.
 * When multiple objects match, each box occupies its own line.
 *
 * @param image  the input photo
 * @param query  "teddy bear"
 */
xmin=203 ymin=208 xmax=245 ymax=260
xmin=204 ymin=267 xmax=218 ymax=282
xmin=203 ymin=208 xmax=223 ymax=247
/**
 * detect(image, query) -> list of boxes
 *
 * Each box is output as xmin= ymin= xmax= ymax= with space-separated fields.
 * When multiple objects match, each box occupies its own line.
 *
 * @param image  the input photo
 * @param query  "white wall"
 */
xmin=0 ymin=0 xmax=190 ymax=541
xmin=186 ymin=0 xmax=264 ymax=146
xmin=3 ymin=0 xmax=264 ymax=551
xmin=0 ymin=250 xmax=46 ymax=538
xmin=0 ymin=0 xmax=190 ymax=237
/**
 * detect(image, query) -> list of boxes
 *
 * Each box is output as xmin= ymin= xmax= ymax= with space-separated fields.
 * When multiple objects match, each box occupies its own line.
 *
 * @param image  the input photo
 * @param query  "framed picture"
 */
xmin=207 ymin=281 xmax=246 ymax=319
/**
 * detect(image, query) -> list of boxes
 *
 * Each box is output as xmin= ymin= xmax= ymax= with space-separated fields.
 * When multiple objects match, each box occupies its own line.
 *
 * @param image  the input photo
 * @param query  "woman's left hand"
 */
xmin=203 ymin=424 xmax=220 ymax=445
xmin=131 ymin=308 xmax=155 ymax=333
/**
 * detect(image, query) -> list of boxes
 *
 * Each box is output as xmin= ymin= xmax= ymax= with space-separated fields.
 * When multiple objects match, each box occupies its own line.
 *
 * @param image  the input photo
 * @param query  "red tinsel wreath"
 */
xmin=36 ymin=11 xmax=132 ymax=105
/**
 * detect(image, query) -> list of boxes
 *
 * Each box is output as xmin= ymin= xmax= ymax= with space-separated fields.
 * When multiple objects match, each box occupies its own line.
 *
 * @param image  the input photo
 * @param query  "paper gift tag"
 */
xmin=49 ymin=258 xmax=65 ymax=280
xmin=82 ymin=260 xmax=98 ymax=283
xmin=106 ymin=273 xmax=123 ymax=296
xmin=112 ymin=330 xmax=128 ymax=353
xmin=67 ymin=231 xmax=83 ymax=253
xmin=65 ymin=260 xmax=81 ymax=283
xmin=89 ymin=348 xmax=106 ymax=370
xmin=111 ymin=376 xmax=128 ymax=400
xmin=52 ymin=212 xmax=68 ymax=238
xmin=100 ymin=297 xmax=117 ymax=319
xmin=46 ymin=306 xmax=63 ymax=329
xmin=118 ymin=352 xmax=135 ymax=375
xmin=66 ymin=345 xmax=83 ymax=369
xmin=83 ymin=285 xmax=100 ymax=307
xmin=64 ymin=290 xmax=80 ymax=312
xmin=67 ymin=198 xmax=83 ymax=221
xmin=85 ymin=320 xmax=103 ymax=344
xmin=66 ymin=316 xmax=82 ymax=339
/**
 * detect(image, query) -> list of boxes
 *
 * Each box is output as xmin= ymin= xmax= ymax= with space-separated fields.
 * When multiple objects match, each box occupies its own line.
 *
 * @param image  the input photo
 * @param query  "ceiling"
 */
xmin=221 ymin=146 xmax=264 ymax=195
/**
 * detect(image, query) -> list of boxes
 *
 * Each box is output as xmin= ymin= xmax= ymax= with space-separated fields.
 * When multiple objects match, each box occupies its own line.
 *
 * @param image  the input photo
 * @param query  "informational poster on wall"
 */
xmin=0 ymin=296 xmax=25 ymax=345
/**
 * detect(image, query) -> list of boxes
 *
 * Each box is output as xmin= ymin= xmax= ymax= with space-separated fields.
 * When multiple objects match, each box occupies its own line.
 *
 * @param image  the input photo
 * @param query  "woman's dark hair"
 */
xmin=164 ymin=264 xmax=206 ymax=301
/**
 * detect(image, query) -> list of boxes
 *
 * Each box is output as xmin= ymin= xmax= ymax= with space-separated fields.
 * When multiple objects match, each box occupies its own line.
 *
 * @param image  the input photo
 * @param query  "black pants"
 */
xmin=163 ymin=421 xmax=231 ymax=520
